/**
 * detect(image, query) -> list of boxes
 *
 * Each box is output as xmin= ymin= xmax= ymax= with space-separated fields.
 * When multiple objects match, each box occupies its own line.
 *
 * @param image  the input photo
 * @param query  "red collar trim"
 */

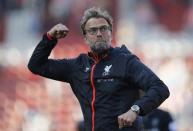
xmin=88 ymin=50 xmax=108 ymax=62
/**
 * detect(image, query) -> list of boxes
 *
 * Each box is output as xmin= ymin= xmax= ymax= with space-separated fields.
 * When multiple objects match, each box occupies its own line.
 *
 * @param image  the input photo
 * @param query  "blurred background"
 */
xmin=0 ymin=0 xmax=193 ymax=131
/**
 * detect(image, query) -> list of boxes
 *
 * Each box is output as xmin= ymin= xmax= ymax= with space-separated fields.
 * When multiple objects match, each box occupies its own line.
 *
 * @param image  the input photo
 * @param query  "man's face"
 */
xmin=84 ymin=18 xmax=112 ymax=54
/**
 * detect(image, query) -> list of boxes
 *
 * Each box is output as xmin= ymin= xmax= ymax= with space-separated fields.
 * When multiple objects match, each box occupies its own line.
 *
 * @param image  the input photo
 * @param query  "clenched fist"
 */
xmin=118 ymin=110 xmax=138 ymax=129
xmin=47 ymin=23 xmax=69 ymax=39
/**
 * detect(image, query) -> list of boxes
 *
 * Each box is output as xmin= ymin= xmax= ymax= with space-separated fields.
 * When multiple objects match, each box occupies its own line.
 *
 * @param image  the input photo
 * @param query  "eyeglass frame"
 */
xmin=84 ymin=25 xmax=111 ymax=35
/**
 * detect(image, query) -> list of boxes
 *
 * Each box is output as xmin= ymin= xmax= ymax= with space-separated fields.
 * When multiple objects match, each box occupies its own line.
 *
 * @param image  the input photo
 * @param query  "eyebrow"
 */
xmin=87 ymin=25 xmax=109 ymax=29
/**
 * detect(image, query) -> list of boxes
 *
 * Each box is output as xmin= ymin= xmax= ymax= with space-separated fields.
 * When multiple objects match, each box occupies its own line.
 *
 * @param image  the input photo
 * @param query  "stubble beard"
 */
xmin=90 ymin=41 xmax=111 ymax=54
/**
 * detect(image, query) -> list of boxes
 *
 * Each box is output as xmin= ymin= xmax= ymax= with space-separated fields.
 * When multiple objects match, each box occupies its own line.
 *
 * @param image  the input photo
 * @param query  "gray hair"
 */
xmin=80 ymin=7 xmax=113 ymax=35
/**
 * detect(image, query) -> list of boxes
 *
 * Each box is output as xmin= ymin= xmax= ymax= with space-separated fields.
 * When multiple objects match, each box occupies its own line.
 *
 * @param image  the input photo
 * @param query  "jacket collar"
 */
xmin=88 ymin=47 xmax=113 ymax=62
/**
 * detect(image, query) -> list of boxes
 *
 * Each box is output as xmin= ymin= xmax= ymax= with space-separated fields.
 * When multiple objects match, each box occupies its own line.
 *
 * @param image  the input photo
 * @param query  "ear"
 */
xmin=84 ymin=34 xmax=91 ymax=45
xmin=85 ymin=39 xmax=89 ymax=45
xmin=84 ymin=36 xmax=87 ymax=40
xmin=84 ymin=36 xmax=88 ymax=44
xmin=84 ymin=35 xmax=88 ymax=41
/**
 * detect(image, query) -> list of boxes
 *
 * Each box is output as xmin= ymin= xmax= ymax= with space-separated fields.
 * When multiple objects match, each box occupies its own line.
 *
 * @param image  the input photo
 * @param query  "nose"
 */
xmin=96 ymin=29 xmax=102 ymax=36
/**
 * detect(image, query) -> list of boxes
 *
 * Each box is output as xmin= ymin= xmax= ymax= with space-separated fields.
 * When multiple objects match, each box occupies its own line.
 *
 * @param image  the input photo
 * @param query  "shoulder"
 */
xmin=77 ymin=53 xmax=89 ymax=60
xmin=71 ymin=53 xmax=89 ymax=65
xmin=112 ymin=45 xmax=139 ymax=61
xmin=58 ymin=53 xmax=87 ymax=65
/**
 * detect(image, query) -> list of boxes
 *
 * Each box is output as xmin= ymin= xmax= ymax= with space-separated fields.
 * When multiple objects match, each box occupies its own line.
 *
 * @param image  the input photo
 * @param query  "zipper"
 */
xmin=90 ymin=63 xmax=97 ymax=131
xmin=89 ymin=53 xmax=105 ymax=131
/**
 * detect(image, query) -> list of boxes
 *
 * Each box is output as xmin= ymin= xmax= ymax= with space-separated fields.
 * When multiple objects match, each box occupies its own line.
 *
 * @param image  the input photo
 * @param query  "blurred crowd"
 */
xmin=0 ymin=66 xmax=82 ymax=131
xmin=0 ymin=0 xmax=193 ymax=131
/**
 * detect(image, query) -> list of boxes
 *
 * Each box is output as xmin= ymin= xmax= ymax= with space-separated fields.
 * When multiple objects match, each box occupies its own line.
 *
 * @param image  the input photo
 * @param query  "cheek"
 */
xmin=85 ymin=36 xmax=94 ymax=45
xmin=105 ymin=33 xmax=112 ymax=41
xmin=87 ymin=36 xmax=96 ymax=42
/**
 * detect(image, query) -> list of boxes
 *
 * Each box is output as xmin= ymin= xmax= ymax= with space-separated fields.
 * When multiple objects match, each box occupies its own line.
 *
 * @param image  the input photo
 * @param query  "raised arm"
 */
xmin=28 ymin=24 xmax=74 ymax=82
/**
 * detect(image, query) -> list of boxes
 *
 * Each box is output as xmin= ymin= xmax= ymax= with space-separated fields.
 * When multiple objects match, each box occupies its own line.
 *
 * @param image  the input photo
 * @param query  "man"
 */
xmin=28 ymin=7 xmax=170 ymax=131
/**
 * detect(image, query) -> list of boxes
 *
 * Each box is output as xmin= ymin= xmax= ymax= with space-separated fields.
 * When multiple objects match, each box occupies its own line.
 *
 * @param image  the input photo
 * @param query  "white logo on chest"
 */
xmin=84 ymin=67 xmax=90 ymax=72
xmin=102 ymin=64 xmax=112 ymax=76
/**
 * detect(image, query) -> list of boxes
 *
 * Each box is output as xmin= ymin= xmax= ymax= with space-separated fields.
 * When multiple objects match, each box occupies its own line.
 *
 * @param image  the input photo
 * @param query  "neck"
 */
xmin=88 ymin=49 xmax=109 ymax=62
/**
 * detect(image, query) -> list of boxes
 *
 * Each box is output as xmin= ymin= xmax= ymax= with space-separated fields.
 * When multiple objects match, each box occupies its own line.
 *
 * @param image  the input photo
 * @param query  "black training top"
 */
xmin=28 ymin=34 xmax=170 ymax=131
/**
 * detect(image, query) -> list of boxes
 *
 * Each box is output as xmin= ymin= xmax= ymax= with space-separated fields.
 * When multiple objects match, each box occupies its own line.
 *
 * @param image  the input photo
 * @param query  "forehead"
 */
xmin=85 ymin=18 xmax=109 ymax=29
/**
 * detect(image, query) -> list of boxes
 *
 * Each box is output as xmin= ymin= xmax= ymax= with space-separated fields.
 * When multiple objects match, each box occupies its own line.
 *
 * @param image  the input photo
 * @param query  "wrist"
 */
xmin=46 ymin=32 xmax=54 ymax=40
xmin=130 ymin=105 xmax=140 ymax=115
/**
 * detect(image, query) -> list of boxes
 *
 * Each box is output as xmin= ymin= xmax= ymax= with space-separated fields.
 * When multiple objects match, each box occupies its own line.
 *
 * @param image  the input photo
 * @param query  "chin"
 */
xmin=93 ymin=45 xmax=110 ymax=54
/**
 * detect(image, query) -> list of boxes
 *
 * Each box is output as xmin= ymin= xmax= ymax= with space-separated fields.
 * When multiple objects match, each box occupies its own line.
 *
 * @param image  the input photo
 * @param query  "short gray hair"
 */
xmin=80 ymin=7 xmax=113 ymax=35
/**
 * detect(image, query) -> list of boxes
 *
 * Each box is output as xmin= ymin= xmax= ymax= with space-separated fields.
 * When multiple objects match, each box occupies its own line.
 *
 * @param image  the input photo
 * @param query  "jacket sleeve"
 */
xmin=126 ymin=57 xmax=170 ymax=116
xmin=28 ymin=34 xmax=74 ymax=82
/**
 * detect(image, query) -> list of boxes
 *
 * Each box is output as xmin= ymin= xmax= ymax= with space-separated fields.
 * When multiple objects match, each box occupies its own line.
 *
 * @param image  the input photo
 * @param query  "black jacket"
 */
xmin=28 ymin=35 xmax=170 ymax=131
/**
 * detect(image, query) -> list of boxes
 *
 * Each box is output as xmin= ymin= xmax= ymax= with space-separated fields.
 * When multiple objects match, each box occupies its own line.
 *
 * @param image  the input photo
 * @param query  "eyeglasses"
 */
xmin=85 ymin=25 xmax=111 ymax=35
